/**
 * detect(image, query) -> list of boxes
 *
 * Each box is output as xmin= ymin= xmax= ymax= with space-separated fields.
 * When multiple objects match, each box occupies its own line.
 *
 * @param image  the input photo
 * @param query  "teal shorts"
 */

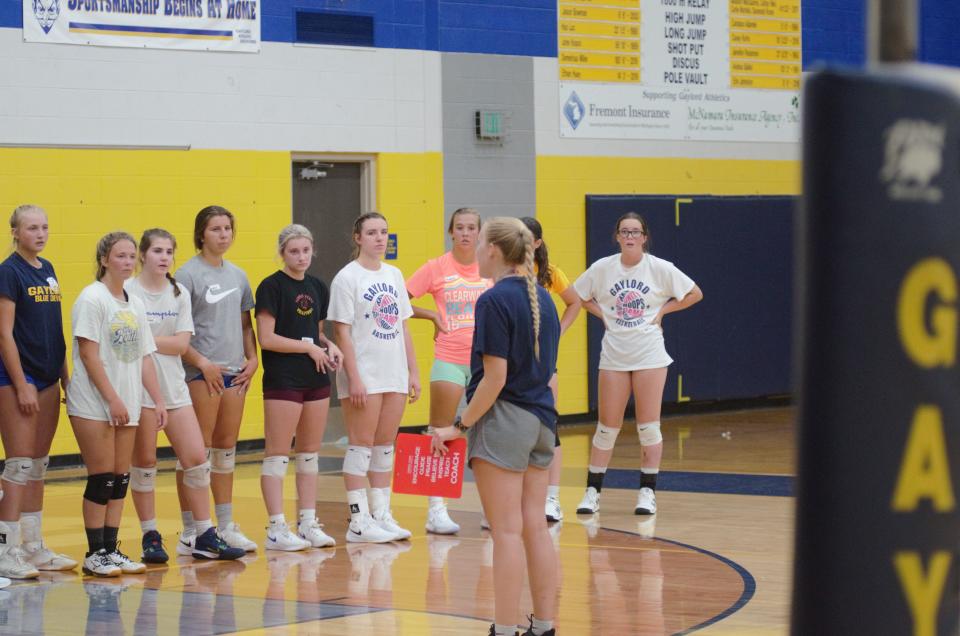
xmin=430 ymin=359 xmax=471 ymax=386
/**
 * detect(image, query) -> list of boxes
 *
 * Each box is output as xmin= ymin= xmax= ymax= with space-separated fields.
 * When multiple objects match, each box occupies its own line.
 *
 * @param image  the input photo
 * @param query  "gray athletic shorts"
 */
xmin=467 ymin=400 xmax=555 ymax=472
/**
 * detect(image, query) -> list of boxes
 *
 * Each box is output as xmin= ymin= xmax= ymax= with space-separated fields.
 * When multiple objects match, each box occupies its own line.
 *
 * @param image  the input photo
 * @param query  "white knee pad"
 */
xmin=183 ymin=461 xmax=211 ymax=489
xmin=369 ymin=445 xmax=394 ymax=473
xmin=261 ymin=455 xmax=289 ymax=478
xmin=2 ymin=457 xmax=32 ymax=485
xmin=343 ymin=445 xmax=372 ymax=477
xmin=295 ymin=452 xmax=319 ymax=475
xmin=592 ymin=423 xmax=621 ymax=451
xmin=210 ymin=447 xmax=236 ymax=474
xmin=27 ymin=456 xmax=48 ymax=482
xmin=637 ymin=421 xmax=663 ymax=446
xmin=130 ymin=466 xmax=156 ymax=493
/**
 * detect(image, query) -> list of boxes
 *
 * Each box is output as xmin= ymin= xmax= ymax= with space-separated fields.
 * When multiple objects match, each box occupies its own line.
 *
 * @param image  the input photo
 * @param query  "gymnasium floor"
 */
xmin=3 ymin=407 xmax=795 ymax=635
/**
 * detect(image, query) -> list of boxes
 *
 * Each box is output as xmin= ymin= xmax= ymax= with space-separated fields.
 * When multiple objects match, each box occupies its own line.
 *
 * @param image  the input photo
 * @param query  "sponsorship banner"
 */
xmin=393 ymin=434 xmax=466 ymax=498
xmin=23 ymin=0 xmax=260 ymax=52
xmin=558 ymin=0 xmax=800 ymax=142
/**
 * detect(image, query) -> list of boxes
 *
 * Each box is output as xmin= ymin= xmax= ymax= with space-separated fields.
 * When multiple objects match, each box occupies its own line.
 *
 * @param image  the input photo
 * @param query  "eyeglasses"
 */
xmin=618 ymin=229 xmax=645 ymax=238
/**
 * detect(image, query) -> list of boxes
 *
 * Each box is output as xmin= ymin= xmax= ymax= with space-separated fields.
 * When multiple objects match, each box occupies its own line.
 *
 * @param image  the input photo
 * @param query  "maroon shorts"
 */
xmin=262 ymin=386 xmax=331 ymax=403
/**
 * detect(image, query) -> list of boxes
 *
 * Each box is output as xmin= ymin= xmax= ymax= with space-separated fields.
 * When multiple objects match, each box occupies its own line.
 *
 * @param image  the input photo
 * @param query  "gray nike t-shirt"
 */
xmin=176 ymin=255 xmax=254 ymax=378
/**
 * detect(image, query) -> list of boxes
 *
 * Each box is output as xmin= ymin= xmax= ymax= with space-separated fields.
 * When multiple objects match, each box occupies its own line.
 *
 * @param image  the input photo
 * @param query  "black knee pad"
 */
xmin=112 ymin=472 xmax=130 ymax=500
xmin=84 ymin=473 xmax=115 ymax=505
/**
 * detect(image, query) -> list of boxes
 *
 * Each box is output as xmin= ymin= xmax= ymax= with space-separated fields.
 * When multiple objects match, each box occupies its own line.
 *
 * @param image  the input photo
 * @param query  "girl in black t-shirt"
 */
xmin=255 ymin=224 xmax=342 ymax=551
xmin=0 ymin=205 xmax=74 ymax=582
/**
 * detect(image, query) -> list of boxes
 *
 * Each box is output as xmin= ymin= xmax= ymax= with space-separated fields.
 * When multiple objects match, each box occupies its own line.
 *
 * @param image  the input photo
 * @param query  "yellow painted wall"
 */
xmin=0 ymin=148 xmax=444 ymax=458
xmin=537 ymin=155 xmax=802 ymax=416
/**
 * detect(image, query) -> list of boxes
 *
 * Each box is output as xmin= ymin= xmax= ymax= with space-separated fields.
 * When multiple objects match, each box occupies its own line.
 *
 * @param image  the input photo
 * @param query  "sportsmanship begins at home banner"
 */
xmin=23 ymin=0 xmax=260 ymax=52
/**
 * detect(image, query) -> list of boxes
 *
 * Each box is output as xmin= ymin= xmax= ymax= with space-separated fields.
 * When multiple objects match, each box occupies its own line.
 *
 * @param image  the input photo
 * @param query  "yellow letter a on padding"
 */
xmin=891 ymin=405 xmax=956 ymax=512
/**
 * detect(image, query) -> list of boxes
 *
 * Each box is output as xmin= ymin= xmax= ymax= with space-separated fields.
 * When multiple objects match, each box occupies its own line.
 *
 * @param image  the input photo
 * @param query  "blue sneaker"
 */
xmin=192 ymin=527 xmax=245 ymax=561
xmin=141 ymin=530 xmax=168 ymax=564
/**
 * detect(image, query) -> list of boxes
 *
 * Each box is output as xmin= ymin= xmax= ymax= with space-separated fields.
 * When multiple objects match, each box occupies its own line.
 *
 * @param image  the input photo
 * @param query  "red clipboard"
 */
xmin=392 ymin=433 xmax=467 ymax=498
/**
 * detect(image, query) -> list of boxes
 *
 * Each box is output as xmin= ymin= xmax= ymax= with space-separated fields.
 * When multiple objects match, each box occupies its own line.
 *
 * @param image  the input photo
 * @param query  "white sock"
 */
xmin=141 ymin=518 xmax=158 ymax=533
xmin=547 ymin=485 xmax=560 ymax=498
xmin=268 ymin=514 xmax=286 ymax=528
xmin=368 ymin=487 xmax=390 ymax=516
xmin=347 ymin=489 xmax=368 ymax=523
xmin=215 ymin=503 xmax=233 ymax=529
xmin=494 ymin=624 xmax=514 ymax=636
xmin=531 ymin=617 xmax=554 ymax=635
xmin=181 ymin=510 xmax=194 ymax=533
xmin=428 ymin=496 xmax=444 ymax=509
xmin=298 ymin=509 xmax=316 ymax=525
xmin=194 ymin=519 xmax=213 ymax=535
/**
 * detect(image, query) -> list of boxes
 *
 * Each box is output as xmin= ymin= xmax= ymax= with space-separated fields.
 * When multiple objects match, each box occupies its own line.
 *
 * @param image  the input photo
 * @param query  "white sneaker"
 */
xmin=480 ymin=514 xmax=490 ymax=530
xmin=425 ymin=504 xmax=460 ymax=535
xmin=0 ymin=547 xmax=39 ymax=579
xmin=298 ymin=520 xmax=336 ymax=548
xmin=175 ymin=528 xmax=196 ymax=557
xmin=0 ymin=577 xmax=9 ymax=589
xmin=545 ymin=495 xmax=564 ymax=522
xmin=220 ymin=522 xmax=258 ymax=552
xmin=372 ymin=509 xmax=411 ymax=541
xmin=635 ymin=487 xmax=657 ymax=515
xmin=22 ymin=541 xmax=77 ymax=571
xmin=346 ymin=514 xmax=398 ymax=544
xmin=107 ymin=547 xmax=146 ymax=574
xmin=82 ymin=549 xmax=121 ymax=578
xmin=265 ymin=523 xmax=310 ymax=552
xmin=576 ymin=487 xmax=600 ymax=514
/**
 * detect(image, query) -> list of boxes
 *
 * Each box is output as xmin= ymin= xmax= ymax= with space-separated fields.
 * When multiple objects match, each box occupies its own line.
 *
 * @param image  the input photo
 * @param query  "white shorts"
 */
xmin=599 ymin=331 xmax=673 ymax=371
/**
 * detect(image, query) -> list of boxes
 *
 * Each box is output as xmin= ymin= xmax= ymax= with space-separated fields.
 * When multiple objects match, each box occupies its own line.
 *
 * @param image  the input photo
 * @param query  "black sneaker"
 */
xmin=488 ymin=625 xmax=519 ymax=636
xmin=192 ymin=527 xmax=245 ymax=560
xmin=141 ymin=530 xmax=169 ymax=564
xmin=521 ymin=616 xmax=556 ymax=636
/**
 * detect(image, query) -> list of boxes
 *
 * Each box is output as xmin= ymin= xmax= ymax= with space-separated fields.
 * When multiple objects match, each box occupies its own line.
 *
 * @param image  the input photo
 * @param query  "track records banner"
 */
xmin=558 ymin=0 xmax=800 ymax=142
xmin=23 ymin=0 xmax=260 ymax=52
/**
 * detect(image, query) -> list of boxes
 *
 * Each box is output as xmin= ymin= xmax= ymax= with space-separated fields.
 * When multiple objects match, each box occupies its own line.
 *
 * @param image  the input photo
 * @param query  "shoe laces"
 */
xmin=7 ymin=546 xmax=30 ymax=568
xmin=94 ymin=549 xmax=114 ymax=567
xmin=111 ymin=543 xmax=134 ymax=563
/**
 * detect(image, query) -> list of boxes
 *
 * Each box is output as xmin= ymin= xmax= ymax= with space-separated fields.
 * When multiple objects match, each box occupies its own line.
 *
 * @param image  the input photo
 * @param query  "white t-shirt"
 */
xmin=328 ymin=260 xmax=414 ymax=398
xmin=66 ymin=281 xmax=157 ymax=425
xmin=573 ymin=253 xmax=695 ymax=371
xmin=125 ymin=278 xmax=194 ymax=410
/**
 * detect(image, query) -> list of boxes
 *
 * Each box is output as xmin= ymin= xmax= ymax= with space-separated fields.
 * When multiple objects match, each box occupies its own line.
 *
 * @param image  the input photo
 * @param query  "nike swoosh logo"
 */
xmin=205 ymin=286 xmax=238 ymax=304
xmin=225 ymin=451 xmax=234 ymax=457
xmin=350 ymin=530 xmax=362 ymax=537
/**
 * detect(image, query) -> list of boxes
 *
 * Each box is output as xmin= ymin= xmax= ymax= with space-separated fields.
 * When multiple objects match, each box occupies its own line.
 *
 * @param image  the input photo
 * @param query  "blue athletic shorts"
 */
xmin=188 ymin=373 xmax=238 ymax=390
xmin=0 ymin=368 xmax=57 ymax=392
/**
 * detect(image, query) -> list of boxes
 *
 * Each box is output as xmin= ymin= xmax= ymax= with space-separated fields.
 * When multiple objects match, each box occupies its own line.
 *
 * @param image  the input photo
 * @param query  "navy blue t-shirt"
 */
xmin=466 ymin=276 xmax=560 ymax=431
xmin=0 ymin=253 xmax=66 ymax=382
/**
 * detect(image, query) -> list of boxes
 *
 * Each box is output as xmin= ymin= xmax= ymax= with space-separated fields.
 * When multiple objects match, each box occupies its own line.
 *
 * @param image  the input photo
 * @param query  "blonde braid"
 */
xmin=523 ymin=233 xmax=541 ymax=360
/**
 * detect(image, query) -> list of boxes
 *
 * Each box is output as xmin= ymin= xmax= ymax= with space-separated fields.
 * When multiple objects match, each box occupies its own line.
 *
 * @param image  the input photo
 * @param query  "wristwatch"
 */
xmin=453 ymin=415 xmax=469 ymax=433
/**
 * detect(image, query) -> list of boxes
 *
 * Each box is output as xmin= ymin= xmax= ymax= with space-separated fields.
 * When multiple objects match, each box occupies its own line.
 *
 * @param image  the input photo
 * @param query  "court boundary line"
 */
xmin=603 ymin=527 xmax=758 ymax=635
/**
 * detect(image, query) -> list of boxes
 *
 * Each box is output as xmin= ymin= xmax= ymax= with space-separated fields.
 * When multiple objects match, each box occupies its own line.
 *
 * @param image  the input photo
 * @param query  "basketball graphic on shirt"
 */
xmin=109 ymin=309 xmax=141 ymax=363
xmin=371 ymin=292 xmax=400 ymax=332
xmin=616 ymin=289 xmax=646 ymax=322
xmin=295 ymin=293 xmax=314 ymax=317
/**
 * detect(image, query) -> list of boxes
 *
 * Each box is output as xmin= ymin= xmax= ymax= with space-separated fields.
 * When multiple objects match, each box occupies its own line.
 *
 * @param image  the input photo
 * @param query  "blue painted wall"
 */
xmin=3 ymin=0 xmax=960 ymax=64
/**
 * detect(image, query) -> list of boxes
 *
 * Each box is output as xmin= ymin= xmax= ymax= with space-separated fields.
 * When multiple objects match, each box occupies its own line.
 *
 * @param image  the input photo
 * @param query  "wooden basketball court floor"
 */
xmin=3 ymin=407 xmax=795 ymax=635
